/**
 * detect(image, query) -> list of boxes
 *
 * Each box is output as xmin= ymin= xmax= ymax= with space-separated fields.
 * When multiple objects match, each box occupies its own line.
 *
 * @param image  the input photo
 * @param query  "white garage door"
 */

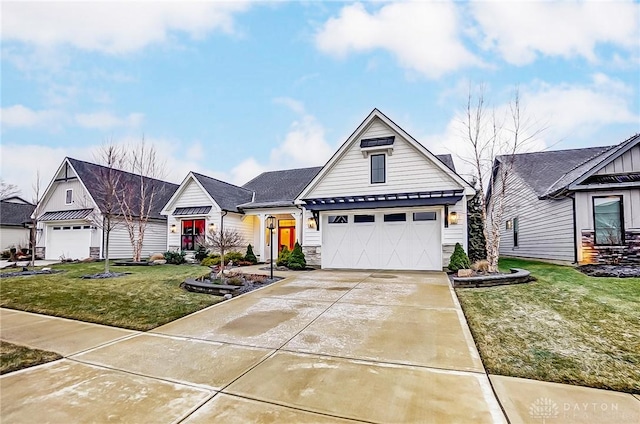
xmin=46 ymin=224 xmax=92 ymax=260
xmin=322 ymin=209 xmax=442 ymax=271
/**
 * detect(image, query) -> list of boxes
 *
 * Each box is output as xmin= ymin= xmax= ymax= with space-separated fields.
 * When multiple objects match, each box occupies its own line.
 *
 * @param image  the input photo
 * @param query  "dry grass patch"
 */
xmin=0 ymin=262 xmax=221 ymax=331
xmin=1 ymin=341 xmax=62 ymax=374
xmin=456 ymin=258 xmax=640 ymax=394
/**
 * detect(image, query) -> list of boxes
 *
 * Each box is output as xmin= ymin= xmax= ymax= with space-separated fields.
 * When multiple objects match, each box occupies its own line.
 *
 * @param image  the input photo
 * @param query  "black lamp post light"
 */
xmin=266 ymin=215 xmax=276 ymax=279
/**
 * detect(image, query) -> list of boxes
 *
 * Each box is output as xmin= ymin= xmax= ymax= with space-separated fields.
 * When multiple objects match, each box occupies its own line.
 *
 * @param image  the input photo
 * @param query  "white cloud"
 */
xmin=0 ymin=105 xmax=62 ymax=128
xmin=315 ymin=2 xmax=481 ymax=78
xmin=2 ymin=2 xmax=252 ymax=54
xmin=471 ymin=1 xmax=640 ymax=65
xmin=273 ymin=97 xmax=306 ymax=115
xmin=74 ymin=112 xmax=144 ymax=130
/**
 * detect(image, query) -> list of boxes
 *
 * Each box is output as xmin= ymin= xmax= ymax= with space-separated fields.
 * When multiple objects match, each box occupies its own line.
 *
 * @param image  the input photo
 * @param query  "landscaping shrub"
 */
xmin=227 ymin=276 xmax=244 ymax=286
xmin=194 ymin=245 xmax=208 ymax=262
xmin=276 ymin=246 xmax=291 ymax=267
xmin=467 ymin=189 xmax=487 ymax=262
xmin=163 ymin=250 xmax=186 ymax=265
xmin=236 ymin=260 xmax=254 ymax=266
xmin=224 ymin=251 xmax=244 ymax=264
xmin=0 ymin=250 xmax=10 ymax=259
xmin=287 ymin=242 xmax=307 ymax=270
xmin=244 ymin=244 xmax=258 ymax=264
xmin=201 ymin=257 xmax=220 ymax=267
xmin=448 ymin=243 xmax=470 ymax=272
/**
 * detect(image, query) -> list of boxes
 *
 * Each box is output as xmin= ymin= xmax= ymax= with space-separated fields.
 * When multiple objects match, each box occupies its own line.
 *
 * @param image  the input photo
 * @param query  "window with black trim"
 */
xmin=328 ymin=215 xmax=348 ymax=224
xmin=513 ymin=217 xmax=519 ymax=247
xmin=65 ymin=189 xmax=73 ymax=205
xmin=384 ymin=213 xmax=406 ymax=222
xmin=593 ymin=196 xmax=624 ymax=245
xmin=371 ymin=154 xmax=385 ymax=184
xmin=354 ymin=214 xmax=375 ymax=223
xmin=181 ymin=219 xmax=206 ymax=250
xmin=413 ymin=212 xmax=436 ymax=221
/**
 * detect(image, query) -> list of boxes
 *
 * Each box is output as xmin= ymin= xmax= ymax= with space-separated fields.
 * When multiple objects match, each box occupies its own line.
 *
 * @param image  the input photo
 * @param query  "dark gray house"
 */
xmin=491 ymin=134 xmax=639 ymax=264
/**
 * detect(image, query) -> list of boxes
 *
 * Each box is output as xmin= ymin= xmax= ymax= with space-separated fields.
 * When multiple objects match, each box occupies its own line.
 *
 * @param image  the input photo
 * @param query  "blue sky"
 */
xmin=2 ymin=1 xmax=639 ymax=198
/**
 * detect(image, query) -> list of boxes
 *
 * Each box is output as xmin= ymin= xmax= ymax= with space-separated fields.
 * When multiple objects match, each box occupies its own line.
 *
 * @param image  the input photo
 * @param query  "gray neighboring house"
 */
xmin=0 ymin=197 xmax=36 ymax=251
xmin=491 ymin=133 xmax=640 ymax=264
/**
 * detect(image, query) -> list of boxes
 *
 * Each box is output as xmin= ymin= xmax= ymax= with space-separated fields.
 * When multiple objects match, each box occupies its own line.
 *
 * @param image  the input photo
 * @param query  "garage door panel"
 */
xmin=352 ymin=224 xmax=378 ymax=269
xmin=46 ymin=224 xmax=92 ymax=260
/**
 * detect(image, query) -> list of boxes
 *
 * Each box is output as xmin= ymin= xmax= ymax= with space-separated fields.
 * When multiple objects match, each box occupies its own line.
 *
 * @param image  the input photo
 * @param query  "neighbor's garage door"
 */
xmin=46 ymin=224 xmax=92 ymax=260
xmin=322 ymin=209 xmax=441 ymax=270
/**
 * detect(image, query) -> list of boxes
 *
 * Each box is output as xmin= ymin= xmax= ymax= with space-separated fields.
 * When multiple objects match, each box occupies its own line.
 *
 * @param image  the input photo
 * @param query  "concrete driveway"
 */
xmin=1 ymin=270 xmax=506 ymax=423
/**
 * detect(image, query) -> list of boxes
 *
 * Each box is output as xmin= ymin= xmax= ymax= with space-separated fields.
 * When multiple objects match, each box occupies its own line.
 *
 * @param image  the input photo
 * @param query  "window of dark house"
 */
xmin=593 ymin=196 xmax=624 ymax=245
xmin=65 ymin=189 xmax=73 ymax=205
xmin=354 ymin=214 xmax=375 ymax=223
xmin=181 ymin=219 xmax=206 ymax=250
xmin=413 ymin=212 xmax=436 ymax=221
xmin=371 ymin=154 xmax=385 ymax=184
xmin=328 ymin=215 xmax=348 ymax=224
xmin=513 ymin=217 xmax=519 ymax=247
xmin=384 ymin=213 xmax=406 ymax=222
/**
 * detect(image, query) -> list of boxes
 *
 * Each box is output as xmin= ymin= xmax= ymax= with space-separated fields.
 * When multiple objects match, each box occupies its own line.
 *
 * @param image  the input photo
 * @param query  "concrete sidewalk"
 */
xmin=1 ymin=271 xmax=638 ymax=423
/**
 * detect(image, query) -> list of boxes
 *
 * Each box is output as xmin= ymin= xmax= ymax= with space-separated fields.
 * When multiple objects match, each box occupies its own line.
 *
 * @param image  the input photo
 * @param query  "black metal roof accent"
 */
xmin=582 ymin=173 xmax=640 ymax=185
xmin=302 ymin=190 xmax=463 ymax=211
xmin=40 ymin=209 xmax=93 ymax=221
xmin=173 ymin=206 xmax=212 ymax=216
xmin=360 ymin=136 xmax=395 ymax=148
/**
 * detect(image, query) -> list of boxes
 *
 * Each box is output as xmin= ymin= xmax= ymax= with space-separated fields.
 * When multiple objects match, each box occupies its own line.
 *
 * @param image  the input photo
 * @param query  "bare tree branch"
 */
xmin=0 ymin=180 xmax=20 ymax=200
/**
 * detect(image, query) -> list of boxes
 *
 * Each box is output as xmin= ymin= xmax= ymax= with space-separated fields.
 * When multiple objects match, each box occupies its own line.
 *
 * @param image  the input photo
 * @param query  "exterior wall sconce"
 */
xmin=208 ymin=223 xmax=216 ymax=232
xmin=505 ymin=219 xmax=513 ymax=230
xmin=449 ymin=212 xmax=459 ymax=225
xmin=170 ymin=224 xmax=177 ymax=233
xmin=307 ymin=217 xmax=316 ymax=229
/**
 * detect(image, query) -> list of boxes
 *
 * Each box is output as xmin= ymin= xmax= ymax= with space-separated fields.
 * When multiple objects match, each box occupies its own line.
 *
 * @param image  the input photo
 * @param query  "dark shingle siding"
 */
xmin=0 ymin=201 xmax=35 ymax=226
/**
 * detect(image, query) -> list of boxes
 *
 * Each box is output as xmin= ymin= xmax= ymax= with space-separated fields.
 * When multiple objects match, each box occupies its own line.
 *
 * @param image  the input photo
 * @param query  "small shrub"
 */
xmin=0 ymin=250 xmax=10 ymax=259
xmin=194 ymin=245 xmax=208 ymax=261
xmin=287 ymin=242 xmax=306 ymax=270
xmin=448 ymin=243 xmax=470 ymax=272
xmin=201 ymin=257 xmax=220 ymax=267
xmin=227 ymin=276 xmax=244 ymax=286
xmin=236 ymin=260 xmax=254 ymax=266
xmin=471 ymin=260 xmax=489 ymax=274
xmin=164 ymin=250 xmax=186 ymax=265
xmin=223 ymin=251 xmax=244 ymax=264
xmin=244 ymin=244 xmax=258 ymax=264
xmin=248 ymin=274 xmax=267 ymax=284
xmin=276 ymin=246 xmax=291 ymax=267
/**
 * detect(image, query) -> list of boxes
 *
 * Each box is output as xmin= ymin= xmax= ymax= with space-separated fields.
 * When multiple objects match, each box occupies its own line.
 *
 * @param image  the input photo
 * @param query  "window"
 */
xmin=65 ymin=189 xmax=73 ymax=205
xmin=328 ymin=215 xmax=348 ymax=224
xmin=83 ymin=225 xmax=91 ymax=229
xmin=371 ymin=154 xmax=386 ymax=184
xmin=53 ymin=227 xmax=61 ymax=230
xmin=62 ymin=226 xmax=71 ymax=230
xmin=413 ymin=212 xmax=436 ymax=221
xmin=354 ymin=214 xmax=375 ymax=223
xmin=513 ymin=217 xmax=519 ymax=247
xmin=384 ymin=213 xmax=406 ymax=222
xmin=72 ymin=226 xmax=81 ymax=230
xmin=181 ymin=219 xmax=206 ymax=250
xmin=593 ymin=196 xmax=624 ymax=245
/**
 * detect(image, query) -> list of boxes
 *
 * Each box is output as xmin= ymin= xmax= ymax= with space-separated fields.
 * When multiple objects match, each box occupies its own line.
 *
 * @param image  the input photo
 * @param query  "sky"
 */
xmin=1 ymin=1 xmax=639 ymax=199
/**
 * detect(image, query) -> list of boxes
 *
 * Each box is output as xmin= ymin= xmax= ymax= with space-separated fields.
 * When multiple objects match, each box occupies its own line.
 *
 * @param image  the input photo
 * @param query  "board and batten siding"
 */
xmin=305 ymin=117 xmax=461 ymax=198
xmin=596 ymin=145 xmax=640 ymax=175
xmin=498 ymin=171 xmax=575 ymax=262
xmin=108 ymin=220 xmax=167 ymax=259
xmin=39 ymin=180 xmax=93 ymax=213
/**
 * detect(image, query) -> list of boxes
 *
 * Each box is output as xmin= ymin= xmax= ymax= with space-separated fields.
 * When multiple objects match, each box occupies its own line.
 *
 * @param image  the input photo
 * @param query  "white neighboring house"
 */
xmin=33 ymin=158 xmax=178 ymax=261
xmin=164 ymin=109 xmax=475 ymax=270
xmin=0 ymin=196 xmax=35 ymax=251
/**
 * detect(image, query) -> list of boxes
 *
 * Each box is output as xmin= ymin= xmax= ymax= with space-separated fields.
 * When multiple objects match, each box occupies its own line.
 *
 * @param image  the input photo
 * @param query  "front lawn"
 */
xmin=0 ymin=262 xmax=220 ymax=331
xmin=0 ymin=341 xmax=62 ymax=374
xmin=456 ymin=258 xmax=640 ymax=394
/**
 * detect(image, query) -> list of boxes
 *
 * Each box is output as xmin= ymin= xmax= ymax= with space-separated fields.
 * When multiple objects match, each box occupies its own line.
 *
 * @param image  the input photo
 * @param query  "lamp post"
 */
xmin=266 ymin=216 xmax=276 ymax=279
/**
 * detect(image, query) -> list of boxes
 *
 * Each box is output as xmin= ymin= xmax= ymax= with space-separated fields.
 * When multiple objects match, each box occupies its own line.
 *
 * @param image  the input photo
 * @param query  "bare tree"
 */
xmin=198 ymin=227 xmax=244 ymax=269
xmin=115 ymin=141 xmax=167 ymax=262
xmin=0 ymin=179 xmax=20 ymax=200
xmin=89 ymin=144 xmax=125 ymax=273
xmin=29 ymin=171 xmax=43 ymax=267
xmin=460 ymin=85 xmax=545 ymax=272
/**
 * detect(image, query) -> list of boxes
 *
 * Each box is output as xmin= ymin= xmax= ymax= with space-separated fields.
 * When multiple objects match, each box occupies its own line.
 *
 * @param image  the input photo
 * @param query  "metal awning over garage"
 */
xmin=173 ymin=206 xmax=212 ymax=215
xmin=302 ymin=190 xmax=463 ymax=211
xmin=39 ymin=209 xmax=93 ymax=221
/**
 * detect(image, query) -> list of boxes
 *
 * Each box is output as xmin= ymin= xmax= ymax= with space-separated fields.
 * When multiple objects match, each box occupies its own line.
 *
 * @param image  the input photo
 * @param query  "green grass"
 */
xmin=456 ymin=258 xmax=640 ymax=394
xmin=0 ymin=262 xmax=221 ymax=331
xmin=1 ymin=341 xmax=62 ymax=374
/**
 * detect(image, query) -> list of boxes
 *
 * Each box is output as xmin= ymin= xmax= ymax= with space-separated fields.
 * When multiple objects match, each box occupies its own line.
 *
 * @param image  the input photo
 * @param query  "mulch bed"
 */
xmin=0 ymin=269 xmax=63 ymax=278
xmin=578 ymin=264 xmax=640 ymax=278
xmin=81 ymin=272 xmax=131 ymax=279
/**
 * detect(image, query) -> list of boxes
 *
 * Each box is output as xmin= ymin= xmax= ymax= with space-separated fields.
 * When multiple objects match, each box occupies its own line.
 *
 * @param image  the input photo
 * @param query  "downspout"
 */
xmin=572 ymin=196 xmax=578 ymax=264
xmin=220 ymin=210 xmax=228 ymax=233
xmin=102 ymin=215 xmax=106 ymax=259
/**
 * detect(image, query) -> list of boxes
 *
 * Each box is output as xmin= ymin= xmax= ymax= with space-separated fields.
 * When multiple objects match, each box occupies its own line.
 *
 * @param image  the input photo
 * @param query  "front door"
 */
xmin=278 ymin=226 xmax=295 ymax=252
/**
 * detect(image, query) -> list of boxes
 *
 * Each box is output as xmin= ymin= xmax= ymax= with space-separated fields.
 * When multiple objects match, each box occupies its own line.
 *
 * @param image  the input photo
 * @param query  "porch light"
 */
xmin=449 ymin=212 xmax=459 ymax=225
xmin=266 ymin=216 xmax=276 ymax=230
xmin=170 ymin=224 xmax=177 ymax=233
xmin=208 ymin=223 xmax=216 ymax=232
xmin=266 ymin=216 xmax=276 ymax=279
xmin=307 ymin=217 xmax=316 ymax=229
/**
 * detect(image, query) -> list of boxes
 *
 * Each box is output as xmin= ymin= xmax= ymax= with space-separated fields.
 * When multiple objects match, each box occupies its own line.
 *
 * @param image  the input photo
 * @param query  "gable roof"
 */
xmin=240 ymin=167 xmax=323 ymax=209
xmin=191 ymin=172 xmax=253 ymax=213
xmin=297 ymin=108 xmax=473 ymax=201
xmin=0 ymin=200 xmax=35 ymax=227
xmin=65 ymin=157 xmax=179 ymax=220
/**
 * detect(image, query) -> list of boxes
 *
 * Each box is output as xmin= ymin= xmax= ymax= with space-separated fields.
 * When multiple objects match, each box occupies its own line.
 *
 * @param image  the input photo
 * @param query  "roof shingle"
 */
xmin=0 ymin=200 xmax=35 ymax=226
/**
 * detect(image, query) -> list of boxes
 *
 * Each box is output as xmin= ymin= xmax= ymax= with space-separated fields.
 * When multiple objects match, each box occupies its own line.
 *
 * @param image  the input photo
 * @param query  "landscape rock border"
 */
xmin=452 ymin=268 xmax=532 ymax=288
xmin=578 ymin=264 xmax=640 ymax=278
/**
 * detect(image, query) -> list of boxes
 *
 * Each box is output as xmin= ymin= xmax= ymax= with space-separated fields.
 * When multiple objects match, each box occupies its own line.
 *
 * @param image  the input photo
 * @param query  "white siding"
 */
xmin=305 ymin=117 xmax=461 ymax=198
xmin=167 ymin=211 xmax=220 ymax=251
xmin=303 ymin=208 xmax=321 ymax=247
xmin=596 ymin=145 xmax=640 ymax=174
xmin=498 ymin=171 xmax=575 ymax=262
xmin=0 ymin=227 xmax=30 ymax=249
xmin=222 ymin=213 xmax=254 ymax=252
xmin=108 ymin=219 xmax=168 ymax=259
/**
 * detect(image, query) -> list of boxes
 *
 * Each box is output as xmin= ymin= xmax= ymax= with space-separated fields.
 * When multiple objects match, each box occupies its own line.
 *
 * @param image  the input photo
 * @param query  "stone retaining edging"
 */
xmin=452 ymin=268 xmax=531 ymax=288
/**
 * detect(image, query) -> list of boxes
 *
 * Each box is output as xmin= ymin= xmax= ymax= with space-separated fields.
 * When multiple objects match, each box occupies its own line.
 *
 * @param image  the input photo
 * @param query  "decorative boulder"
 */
xmin=458 ymin=269 xmax=473 ymax=277
xmin=152 ymin=259 xmax=167 ymax=265
xmin=223 ymin=294 xmax=233 ymax=300
xmin=149 ymin=253 xmax=165 ymax=261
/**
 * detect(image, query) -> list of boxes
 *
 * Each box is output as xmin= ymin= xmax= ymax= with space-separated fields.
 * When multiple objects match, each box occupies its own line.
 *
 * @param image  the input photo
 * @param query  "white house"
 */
xmin=163 ymin=109 xmax=475 ymax=271
xmin=33 ymin=158 xmax=178 ymax=260
xmin=0 ymin=196 xmax=35 ymax=251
